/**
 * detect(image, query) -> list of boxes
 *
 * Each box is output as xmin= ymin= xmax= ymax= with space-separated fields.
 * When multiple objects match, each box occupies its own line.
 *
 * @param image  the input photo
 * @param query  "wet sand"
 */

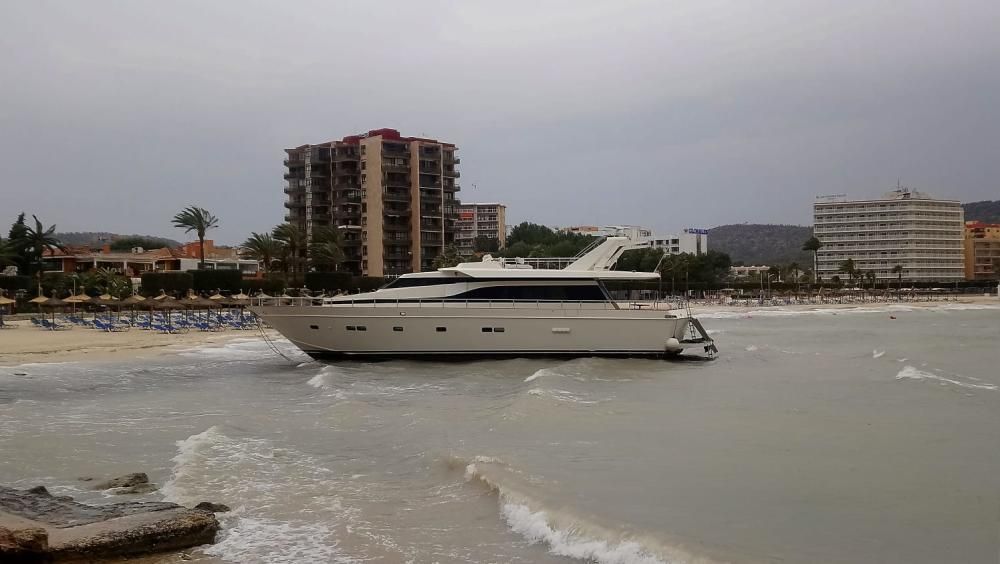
xmin=0 ymin=320 xmax=272 ymax=366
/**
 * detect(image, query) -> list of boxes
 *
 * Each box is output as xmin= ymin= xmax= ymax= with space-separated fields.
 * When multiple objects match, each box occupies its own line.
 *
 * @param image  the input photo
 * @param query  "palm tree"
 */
xmin=891 ymin=264 xmax=904 ymax=293
xmin=19 ymin=216 xmax=67 ymax=293
xmin=802 ymin=236 xmax=823 ymax=284
xmin=432 ymin=245 xmax=462 ymax=269
xmin=241 ymin=232 xmax=282 ymax=274
xmin=171 ymin=206 xmax=219 ymax=269
xmin=838 ymin=258 xmax=857 ymax=287
xmin=0 ymin=238 xmax=15 ymax=267
xmin=309 ymin=226 xmax=346 ymax=272
xmin=273 ymin=223 xmax=307 ymax=284
xmin=788 ymin=262 xmax=801 ymax=292
xmin=864 ymin=270 xmax=876 ymax=291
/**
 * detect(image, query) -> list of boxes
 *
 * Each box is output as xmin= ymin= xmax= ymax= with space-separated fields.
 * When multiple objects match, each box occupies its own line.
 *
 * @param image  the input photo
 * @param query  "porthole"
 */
xmin=357 ymin=326 xmax=367 ymax=331
xmin=346 ymin=326 xmax=356 ymax=331
xmin=309 ymin=325 xmax=319 ymax=330
xmin=494 ymin=327 xmax=505 ymax=333
xmin=481 ymin=327 xmax=493 ymax=332
xmin=436 ymin=327 xmax=447 ymax=332
xmin=393 ymin=326 xmax=404 ymax=332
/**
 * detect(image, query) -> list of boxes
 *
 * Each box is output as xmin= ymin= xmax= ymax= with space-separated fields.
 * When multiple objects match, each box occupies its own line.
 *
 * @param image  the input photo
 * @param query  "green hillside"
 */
xmin=963 ymin=200 xmax=1000 ymax=223
xmin=708 ymin=224 xmax=813 ymax=266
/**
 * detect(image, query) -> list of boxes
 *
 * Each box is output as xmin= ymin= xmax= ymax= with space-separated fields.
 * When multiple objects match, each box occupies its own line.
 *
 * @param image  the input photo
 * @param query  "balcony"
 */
xmin=283 ymin=158 xmax=304 ymax=167
xmin=283 ymin=185 xmax=304 ymax=194
xmin=284 ymin=200 xmax=306 ymax=209
xmin=334 ymin=168 xmax=359 ymax=177
xmin=283 ymin=172 xmax=304 ymax=180
xmin=383 ymin=251 xmax=411 ymax=260
xmin=334 ymin=194 xmax=362 ymax=205
xmin=340 ymin=238 xmax=363 ymax=247
xmin=384 ymin=234 xmax=412 ymax=245
xmin=333 ymin=151 xmax=360 ymax=162
xmin=383 ymin=192 xmax=411 ymax=203
xmin=384 ymin=175 xmax=410 ymax=188
xmin=382 ymin=163 xmax=410 ymax=174
xmin=312 ymin=213 xmax=332 ymax=222
xmin=384 ymin=206 xmax=411 ymax=216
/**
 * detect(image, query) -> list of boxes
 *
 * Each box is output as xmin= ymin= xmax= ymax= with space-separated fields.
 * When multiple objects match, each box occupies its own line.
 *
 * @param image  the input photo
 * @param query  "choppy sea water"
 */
xmin=1 ymin=304 xmax=998 ymax=563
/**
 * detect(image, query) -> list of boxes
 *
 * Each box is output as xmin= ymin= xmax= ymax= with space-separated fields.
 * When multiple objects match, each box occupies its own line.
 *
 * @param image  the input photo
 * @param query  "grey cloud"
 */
xmin=1 ymin=0 xmax=998 ymax=242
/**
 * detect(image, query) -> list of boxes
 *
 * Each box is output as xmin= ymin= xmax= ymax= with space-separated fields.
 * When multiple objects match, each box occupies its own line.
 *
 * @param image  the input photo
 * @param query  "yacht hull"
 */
xmin=252 ymin=305 xmax=715 ymax=359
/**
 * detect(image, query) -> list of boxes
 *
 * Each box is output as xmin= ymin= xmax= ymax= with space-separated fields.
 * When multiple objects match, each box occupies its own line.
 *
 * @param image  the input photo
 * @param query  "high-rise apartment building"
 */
xmin=963 ymin=221 xmax=1000 ymax=280
xmin=284 ymin=128 xmax=460 ymax=276
xmin=813 ymin=189 xmax=964 ymax=283
xmin=455 ymin=203 xmax=506 ymax=255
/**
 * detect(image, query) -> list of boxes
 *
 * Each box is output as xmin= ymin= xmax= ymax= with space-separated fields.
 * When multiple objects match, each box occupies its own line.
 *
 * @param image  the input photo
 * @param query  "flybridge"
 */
xmin=439 ymin=226 xmax=657 ymax=280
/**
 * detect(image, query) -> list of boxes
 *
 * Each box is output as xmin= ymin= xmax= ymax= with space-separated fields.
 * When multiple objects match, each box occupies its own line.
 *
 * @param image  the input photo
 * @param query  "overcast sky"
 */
xmin=2 ymin=1 xmax=999 ymax=244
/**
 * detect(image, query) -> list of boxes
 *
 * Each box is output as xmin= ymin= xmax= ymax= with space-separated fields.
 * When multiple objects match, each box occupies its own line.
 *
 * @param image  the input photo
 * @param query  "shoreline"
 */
xmin=2 ymin=296 xmax=996 ymax=366
xmin=0 ymin=321 xmax=267 ymax=366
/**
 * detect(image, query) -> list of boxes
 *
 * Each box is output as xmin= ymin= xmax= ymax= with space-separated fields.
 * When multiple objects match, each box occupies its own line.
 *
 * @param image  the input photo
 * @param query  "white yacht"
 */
xmin=251 ymin=229 xmax=717 ymax=359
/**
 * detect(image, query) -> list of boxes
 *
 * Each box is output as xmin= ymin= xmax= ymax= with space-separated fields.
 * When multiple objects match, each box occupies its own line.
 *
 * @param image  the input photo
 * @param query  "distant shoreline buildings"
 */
xmin=455 ymin=203 xmax=506 ymax=256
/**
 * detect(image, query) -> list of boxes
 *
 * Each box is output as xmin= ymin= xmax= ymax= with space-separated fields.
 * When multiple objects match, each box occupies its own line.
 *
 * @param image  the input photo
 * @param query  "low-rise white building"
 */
xmin=651 ymin=229 xmax=708 ymax=255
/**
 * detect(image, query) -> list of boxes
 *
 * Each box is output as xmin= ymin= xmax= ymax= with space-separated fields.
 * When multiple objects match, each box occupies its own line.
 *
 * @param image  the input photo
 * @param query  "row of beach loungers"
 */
xmin=28 ymin=312 xmax=258 ymax=333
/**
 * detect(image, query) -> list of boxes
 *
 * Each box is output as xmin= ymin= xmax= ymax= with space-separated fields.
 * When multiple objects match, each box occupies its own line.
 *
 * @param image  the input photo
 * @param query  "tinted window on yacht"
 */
xmin=381 ymin=277 xmax=455 ymax=289
xmin=451 ymin=284 xmax=606 ymax=301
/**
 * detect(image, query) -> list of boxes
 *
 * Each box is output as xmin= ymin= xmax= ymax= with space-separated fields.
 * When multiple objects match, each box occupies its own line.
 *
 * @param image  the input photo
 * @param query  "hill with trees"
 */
xmin=708 ymin=224 xmax=813 ymax=266
xmin=54 ymin=232 xmax=180 ymax=249
xmin=963 ymin=200 xmax=1000 ymax=223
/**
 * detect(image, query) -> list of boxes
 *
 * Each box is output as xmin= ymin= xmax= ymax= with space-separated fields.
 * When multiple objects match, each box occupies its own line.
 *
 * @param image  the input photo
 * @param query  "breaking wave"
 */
xmin=162 ymin=426 xmax=355 ymax=562
xmin=895 ymin=366 xmax=997 ymax=391
xmin=459 ymin=457 xmax=709 ymax=564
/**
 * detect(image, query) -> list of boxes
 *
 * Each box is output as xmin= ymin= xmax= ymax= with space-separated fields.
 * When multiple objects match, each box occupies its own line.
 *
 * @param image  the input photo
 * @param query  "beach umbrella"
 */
xmin=232 ymin=291 xmax=250 ymax=301
xmin=91 ymin=295 xmax=121 ymax=323
xmin=120 ymin=295 xmax=146 ymax=325
xmin=208 ymin=291 xmax=225 ymax=301
xmin=0 ymin=294 xmax=13 ymax=327
xmin=40 ymin=294 xmax=68 ymax=328
xmin=149 ymin=296 xmax=185 ymax=331
xmin=28 ymin=295 xmax=48 ymax=304
xmin=154 ymin=290 xmax=170 ymax=300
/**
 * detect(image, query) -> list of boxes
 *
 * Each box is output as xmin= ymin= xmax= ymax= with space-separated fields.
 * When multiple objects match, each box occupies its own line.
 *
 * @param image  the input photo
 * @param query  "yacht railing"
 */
xmin=249 ymin=297 xmax=668 ymax=311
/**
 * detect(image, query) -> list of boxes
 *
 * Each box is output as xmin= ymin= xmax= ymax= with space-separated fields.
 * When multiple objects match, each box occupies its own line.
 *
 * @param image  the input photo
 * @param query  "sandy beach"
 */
xmin=0 ymin=321 xmax=269 ymax=366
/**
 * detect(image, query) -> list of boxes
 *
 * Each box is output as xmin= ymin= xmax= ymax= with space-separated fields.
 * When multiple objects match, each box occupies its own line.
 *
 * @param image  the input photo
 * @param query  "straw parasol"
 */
xmin=208 ymin=291 xmax=225 ymax=301
xmin=28 ymin=295 xmax=48 ymax=304
xmin=147 ymin=295 xmax=184 ymax=331
xmin=0 ymin=293 xmax=14 ymax=328
xmin=40 ymin=293 xmax=69 ymax=328
xmin=120 ymin=294 xmax=146 ymax=325
xmin=91 ymin=295 xmax=121 ymax=323
xmin=232 ymin=292 xmax=250 ymax=301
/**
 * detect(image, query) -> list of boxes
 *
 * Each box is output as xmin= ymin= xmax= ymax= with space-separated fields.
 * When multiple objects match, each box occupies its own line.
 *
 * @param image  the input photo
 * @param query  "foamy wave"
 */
xmin=163 ymin=427 xmax=357 ymax=562
xmin=744 ymin=345 xmax=758 ymax=352
xmin=178 ymin=337 xmax=304 ymax=361
xmin=526 ymin=388 xmax=599 ymax=406
xmin=502 ymin=502 xmax=665 ymax=564
xmin=463 ymin=458 xmax=702 ymax=564
xmin=202 ymin=516 xmax=351 ymax=564
xmin=873 ymin=350 xmax=885 ymax=359
xmin=696 ymin=302 xmax=1000 ymax=319
xmin=895 ymin=366 xmax=997 ymax=391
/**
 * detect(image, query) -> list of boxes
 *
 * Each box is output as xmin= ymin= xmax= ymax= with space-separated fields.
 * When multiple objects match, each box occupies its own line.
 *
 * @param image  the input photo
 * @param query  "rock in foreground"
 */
xmin=0 ymin=485 xmax=219 ymax=562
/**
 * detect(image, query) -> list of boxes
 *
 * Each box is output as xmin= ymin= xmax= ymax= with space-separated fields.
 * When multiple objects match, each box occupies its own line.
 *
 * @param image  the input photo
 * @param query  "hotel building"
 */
xmin=284 ymin=128 xmax=460 ymax=277
xmin=812 ymin=189 xmax=964 ymax=283
xmin=650 ymin=229 xmax=708 ymax=256
xmin=455 ymin=203 xmax=507 ymax=255
xmin=963 ymin=221 xmax=1000 ymax=280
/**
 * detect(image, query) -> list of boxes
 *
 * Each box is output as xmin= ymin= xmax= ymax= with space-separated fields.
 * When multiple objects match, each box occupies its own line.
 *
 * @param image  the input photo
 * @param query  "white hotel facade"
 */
xmin=812 ymin=189 xmax=964 ymax=283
